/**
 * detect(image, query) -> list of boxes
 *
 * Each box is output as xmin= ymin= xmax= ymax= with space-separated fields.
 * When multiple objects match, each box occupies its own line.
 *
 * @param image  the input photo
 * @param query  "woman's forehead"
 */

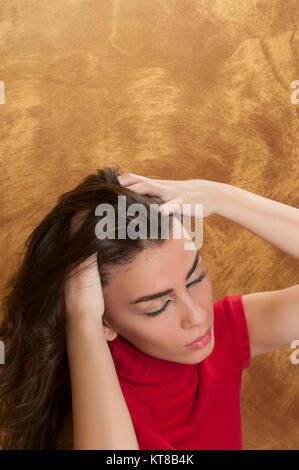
xmin=104 ymin=239 xmax=200 ymax=293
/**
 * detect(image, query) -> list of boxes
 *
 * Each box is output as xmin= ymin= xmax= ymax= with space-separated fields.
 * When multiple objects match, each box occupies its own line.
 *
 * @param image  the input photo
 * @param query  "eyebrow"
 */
xmin=129 ymin=249 xmax=201 ymax=305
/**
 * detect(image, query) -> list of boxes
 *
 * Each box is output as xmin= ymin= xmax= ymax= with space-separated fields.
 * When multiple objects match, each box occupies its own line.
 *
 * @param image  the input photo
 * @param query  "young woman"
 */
xmin=0 ymin=167 xmax=298 ymax=450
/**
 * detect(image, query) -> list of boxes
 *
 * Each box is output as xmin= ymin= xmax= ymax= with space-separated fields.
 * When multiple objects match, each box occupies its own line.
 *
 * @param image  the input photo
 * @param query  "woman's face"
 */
xmin=102 ymin=223 xmax=215 ymax=365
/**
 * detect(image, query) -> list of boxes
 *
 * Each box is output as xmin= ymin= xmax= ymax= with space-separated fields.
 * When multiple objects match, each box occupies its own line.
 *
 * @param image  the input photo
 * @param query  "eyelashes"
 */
xmin=186 ymin=270 xmax=207 ymax=289
xmin=146 ymin=299 xmax=172 ymax=317
xmin=146 ymin=271 xmax=208 ymax=317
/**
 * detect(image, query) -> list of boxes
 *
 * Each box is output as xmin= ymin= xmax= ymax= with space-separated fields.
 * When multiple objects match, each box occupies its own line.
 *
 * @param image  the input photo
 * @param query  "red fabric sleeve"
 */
xmin=222 ymin=295 xmax=251 ymax=370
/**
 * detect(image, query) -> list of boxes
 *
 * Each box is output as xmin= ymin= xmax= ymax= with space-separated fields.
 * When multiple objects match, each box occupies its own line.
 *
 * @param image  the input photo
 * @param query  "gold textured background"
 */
xmin=0 ymin=0 xmax=298 ymax=450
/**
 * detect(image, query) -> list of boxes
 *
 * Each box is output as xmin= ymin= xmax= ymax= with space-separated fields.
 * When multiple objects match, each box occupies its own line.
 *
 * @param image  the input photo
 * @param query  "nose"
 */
xmin=178 ymin=292 xmax=206 ymax=329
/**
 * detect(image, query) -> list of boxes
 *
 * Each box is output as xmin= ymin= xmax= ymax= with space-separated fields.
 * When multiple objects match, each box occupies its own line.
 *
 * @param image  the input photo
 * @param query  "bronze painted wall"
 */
xmin=0 ymin=0 xmax=298 ymax=450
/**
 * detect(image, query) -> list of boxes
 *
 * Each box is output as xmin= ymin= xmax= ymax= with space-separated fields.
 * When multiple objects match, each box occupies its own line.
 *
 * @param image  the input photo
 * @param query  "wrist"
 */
xmin=213 ymin=182 xmax=238 ymax=218
xmin=66 ymin=313 xmax=104 ymax=338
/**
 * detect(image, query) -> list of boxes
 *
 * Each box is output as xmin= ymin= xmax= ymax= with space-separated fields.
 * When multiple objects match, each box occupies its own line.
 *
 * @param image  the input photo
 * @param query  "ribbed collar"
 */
xmin=108 ymin=334 xmax=198 ymax=398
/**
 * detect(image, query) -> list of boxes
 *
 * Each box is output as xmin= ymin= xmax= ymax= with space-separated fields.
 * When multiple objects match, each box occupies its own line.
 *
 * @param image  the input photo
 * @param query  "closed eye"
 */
xmin=146 ymin=271 xmax=208 ymax=317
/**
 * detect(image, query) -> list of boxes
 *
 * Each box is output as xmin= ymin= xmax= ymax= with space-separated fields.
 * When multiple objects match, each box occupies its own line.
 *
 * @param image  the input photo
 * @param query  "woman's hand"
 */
xmin=64 ymin=253 xmax=105 ymax=324
xmin=117 ymin=172 xmax=221 ymax=218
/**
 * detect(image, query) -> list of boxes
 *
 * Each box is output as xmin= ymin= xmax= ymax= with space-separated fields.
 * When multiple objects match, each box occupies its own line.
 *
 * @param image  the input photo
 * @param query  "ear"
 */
xmin=102 ymin=314 xmax=118 ymax=342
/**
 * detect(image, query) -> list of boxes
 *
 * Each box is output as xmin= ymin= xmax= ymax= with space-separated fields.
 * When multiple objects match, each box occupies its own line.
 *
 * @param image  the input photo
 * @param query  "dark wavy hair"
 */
xmin=0 ymin=166 xmax=174 ymax=449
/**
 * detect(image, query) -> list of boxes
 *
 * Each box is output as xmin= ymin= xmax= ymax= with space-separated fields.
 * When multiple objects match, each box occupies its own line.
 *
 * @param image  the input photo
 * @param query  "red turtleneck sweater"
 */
xmin=108 ymin=294 xmax=251 ymax=450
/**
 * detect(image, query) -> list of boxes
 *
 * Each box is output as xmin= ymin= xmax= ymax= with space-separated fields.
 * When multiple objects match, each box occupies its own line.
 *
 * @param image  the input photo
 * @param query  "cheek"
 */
xmin=143 ymin=317 xmax=181 ymax=348
xmin=132 ymin=316 xmax=177 ymax=346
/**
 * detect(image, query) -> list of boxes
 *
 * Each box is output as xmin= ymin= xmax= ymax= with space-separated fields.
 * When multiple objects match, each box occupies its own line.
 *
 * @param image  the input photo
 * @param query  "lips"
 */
xmin=185 ymin=327 xmax=211 ymax=347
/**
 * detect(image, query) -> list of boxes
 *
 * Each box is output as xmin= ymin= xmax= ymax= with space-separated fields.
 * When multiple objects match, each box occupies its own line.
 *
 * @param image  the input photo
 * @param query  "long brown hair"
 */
xmin=0 ymin=166 xmax=174 ymax=449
